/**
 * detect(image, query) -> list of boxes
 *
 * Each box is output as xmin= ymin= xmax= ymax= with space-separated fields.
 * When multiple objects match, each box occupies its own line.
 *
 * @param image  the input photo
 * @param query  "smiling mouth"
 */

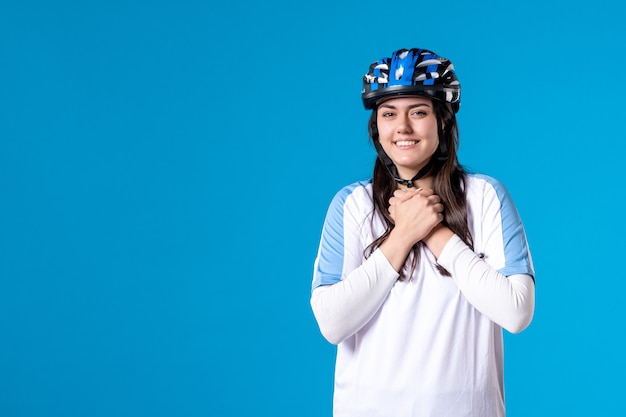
xmin=395 ymin=140 xmax=419 ymax=147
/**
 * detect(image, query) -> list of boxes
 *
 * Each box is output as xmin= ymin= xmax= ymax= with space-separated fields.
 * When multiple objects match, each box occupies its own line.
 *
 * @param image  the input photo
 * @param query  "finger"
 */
xmin=393 ymin=189 xmax=415 ymax=202
xmin=433 ymin=202 xmax=445 ymax=213
xmin=417 ymin=187 xmax=434 ymax=197
xmin=427 ymin=195 xmax=441 ymax=204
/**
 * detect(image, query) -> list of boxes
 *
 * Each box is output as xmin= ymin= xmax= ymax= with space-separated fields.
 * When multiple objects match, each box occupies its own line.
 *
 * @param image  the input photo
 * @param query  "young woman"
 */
xmin=310 ymin=48 xmax=535 ymax=417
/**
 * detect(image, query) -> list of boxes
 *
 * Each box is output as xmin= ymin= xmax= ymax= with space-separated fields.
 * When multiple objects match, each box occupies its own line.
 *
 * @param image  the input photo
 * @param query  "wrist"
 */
xmin=379 ymin=228 xmax=415 ymax=273
xmin=423 ymin=225 xmax=454 ymax=258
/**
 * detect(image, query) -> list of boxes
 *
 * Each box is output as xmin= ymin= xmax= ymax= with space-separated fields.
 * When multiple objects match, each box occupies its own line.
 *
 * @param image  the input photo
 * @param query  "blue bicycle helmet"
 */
xmin=362 ymin=48 xmax=461 ymax=112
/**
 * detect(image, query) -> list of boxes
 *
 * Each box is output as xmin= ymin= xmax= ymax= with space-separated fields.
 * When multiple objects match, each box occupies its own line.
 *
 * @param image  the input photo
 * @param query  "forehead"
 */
xmin=377 ymin=95 xmax=433 ymax=107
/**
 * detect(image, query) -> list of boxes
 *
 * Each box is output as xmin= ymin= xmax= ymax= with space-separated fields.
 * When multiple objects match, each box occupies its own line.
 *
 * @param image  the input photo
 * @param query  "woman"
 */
xmin=310 ymin=48 xmax=535 ymax=417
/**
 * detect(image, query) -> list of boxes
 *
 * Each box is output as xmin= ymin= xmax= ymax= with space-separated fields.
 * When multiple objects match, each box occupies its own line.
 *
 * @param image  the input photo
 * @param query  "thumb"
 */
xmin=393 ymin=188 xmax=422 ymax=202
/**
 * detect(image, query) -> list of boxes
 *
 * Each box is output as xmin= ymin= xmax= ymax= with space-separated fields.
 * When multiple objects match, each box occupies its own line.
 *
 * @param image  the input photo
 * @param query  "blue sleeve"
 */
xmin=480 ymin=175 xmax=535 ymax=280
xmin=311 ymin=185 xmax=359 ymax=291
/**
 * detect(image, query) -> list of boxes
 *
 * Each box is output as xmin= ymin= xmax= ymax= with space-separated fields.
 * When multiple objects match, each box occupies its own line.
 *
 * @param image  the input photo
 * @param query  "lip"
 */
xmin=394 ymin=139 xmax=420 ymax=148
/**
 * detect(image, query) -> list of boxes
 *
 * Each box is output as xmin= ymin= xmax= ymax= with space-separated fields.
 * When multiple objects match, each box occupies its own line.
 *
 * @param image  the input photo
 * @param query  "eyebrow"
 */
xmin=379 ymin=103 xmax=432 ymax=110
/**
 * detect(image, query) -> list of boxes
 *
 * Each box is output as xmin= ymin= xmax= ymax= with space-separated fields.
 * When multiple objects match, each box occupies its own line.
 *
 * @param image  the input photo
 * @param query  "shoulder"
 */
xmin=464 ymin=173 xmax=523 ymax=226
xmin=323 ymin=179 xmax=374 ymax=224
xmin=464 ymin=173 xmax=512 ymax=201
xmin=328 ymin=179 xmax=373 ymax=207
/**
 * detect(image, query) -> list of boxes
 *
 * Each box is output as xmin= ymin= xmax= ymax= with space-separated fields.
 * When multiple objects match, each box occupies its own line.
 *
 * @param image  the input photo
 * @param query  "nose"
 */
xmin=396 ymin=113 xmax=413 ymax=133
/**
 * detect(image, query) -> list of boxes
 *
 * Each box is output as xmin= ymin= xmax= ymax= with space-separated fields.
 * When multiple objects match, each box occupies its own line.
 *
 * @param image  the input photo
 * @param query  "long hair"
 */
xmin=365 ymin=100 xmax=473 ymax=279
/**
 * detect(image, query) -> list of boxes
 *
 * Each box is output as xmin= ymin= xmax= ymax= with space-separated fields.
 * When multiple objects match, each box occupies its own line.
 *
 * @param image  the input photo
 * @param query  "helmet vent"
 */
xmin=395 ymin=65 xmax=404 ymax=80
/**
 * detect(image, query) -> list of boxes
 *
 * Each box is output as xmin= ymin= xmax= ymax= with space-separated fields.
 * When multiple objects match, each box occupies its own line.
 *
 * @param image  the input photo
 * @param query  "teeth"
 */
xmin=396 ymin=140 xmax=417 ymax=146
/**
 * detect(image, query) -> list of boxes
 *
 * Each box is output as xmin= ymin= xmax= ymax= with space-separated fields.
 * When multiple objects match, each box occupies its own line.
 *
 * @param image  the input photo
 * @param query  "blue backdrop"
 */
xmin=1 ymin=0 xmax=624 ymax=416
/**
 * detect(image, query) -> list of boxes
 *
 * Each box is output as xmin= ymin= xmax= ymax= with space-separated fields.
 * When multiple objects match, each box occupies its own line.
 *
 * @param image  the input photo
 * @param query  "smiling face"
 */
xmin=376 ymin=96 xmax=440 ymax=180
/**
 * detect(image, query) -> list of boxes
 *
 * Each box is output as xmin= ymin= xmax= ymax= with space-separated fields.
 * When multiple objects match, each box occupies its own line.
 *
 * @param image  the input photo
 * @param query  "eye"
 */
xmin=411 ymin=110 xmax=428 ymax=116
xmin=380 ymin=111 xmax=395 ymax=117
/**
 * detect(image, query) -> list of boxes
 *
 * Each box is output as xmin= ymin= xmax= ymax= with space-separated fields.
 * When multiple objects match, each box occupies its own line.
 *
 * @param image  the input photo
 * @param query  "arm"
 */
xmin=311 ymin=186 xmax=443 ymax=345
xmin=311 ymin=249 xmax=399 ymax=345
xmin=422 ymin=176 xmax=535 ymax=333
xmin=428 ymin=230 xmax=535 ymax=333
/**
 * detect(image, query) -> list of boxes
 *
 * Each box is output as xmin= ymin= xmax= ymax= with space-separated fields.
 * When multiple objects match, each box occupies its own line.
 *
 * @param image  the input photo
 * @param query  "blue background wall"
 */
xmin=1 ymin=0 xmax=624 ymax=415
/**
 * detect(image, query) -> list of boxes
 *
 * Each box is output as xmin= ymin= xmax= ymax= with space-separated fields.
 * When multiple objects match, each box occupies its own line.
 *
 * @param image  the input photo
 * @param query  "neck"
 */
xmin=397 ymin=175 xmax=433 ymax=191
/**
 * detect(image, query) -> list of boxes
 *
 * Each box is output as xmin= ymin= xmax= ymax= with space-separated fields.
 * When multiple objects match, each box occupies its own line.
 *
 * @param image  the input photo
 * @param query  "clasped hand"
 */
xmin=388 ymin=188 xmax=445 ymax=246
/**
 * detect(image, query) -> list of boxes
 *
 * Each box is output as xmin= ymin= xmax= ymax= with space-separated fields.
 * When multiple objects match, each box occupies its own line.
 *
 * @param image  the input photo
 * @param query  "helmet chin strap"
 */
xmin=373 ymin=114 xmax=448 ymax=188
xmin=435 ymin=106 xmax=448 ymax=162
xmin=373 ymin=141 xmax=433 ymax=188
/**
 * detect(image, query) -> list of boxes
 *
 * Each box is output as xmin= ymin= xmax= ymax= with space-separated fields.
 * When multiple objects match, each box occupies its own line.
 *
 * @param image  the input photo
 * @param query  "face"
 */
xmin=376 ymin=96 xmax=440 ymax=180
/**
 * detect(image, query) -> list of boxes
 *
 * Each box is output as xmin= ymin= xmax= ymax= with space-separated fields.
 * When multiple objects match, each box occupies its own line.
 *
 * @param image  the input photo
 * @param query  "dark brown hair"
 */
xmin=365 ymin=99 xmax=473 ymax=279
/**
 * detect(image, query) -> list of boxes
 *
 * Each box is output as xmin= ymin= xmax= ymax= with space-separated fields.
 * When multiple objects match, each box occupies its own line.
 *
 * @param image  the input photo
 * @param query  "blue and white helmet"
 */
xmin=362 ymin=48 xmax=461 ymax=112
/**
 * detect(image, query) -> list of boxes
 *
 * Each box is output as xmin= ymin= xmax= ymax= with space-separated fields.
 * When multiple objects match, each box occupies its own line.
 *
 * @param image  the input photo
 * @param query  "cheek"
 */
xmin=377 ymin=130 xmax=395 ymax=153
xmin=376 ymin=123 xmax=394 ymax=142
xmin=421 ymin=123 xmax=440 ymax=143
